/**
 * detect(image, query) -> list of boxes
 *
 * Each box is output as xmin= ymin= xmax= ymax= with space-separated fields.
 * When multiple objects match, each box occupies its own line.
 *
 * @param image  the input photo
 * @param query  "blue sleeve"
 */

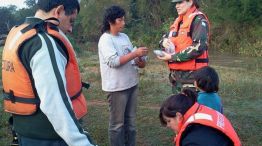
xmin=197 ymin=96 xmax=206 ymax=105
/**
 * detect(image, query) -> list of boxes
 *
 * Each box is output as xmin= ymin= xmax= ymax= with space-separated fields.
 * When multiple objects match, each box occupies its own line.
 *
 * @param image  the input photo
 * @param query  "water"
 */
xmin=209 ymin=53 xmax=262 ymax=72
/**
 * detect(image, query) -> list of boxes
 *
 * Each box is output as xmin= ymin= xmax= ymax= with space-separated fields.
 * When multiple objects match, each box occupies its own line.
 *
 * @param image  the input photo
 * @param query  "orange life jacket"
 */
xmin=168 ymin=6 xmax=209 ymax=71
xmin=175 ymin=103 xmax=241 ymax=146
xmin=2 ymin=21 xmax=88 ymax=119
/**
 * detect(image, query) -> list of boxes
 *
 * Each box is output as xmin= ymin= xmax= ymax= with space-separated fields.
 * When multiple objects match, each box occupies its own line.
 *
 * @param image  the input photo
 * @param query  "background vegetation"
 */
xmin=0 ymin=0 xmax=261 ymax=146
xmin=0 ymin=0 xmax=261 ymax=55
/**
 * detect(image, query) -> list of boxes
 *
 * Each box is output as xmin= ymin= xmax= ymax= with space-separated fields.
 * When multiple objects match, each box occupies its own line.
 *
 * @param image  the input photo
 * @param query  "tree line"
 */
xmin=0 ymin=0 xmax=261 ymax=56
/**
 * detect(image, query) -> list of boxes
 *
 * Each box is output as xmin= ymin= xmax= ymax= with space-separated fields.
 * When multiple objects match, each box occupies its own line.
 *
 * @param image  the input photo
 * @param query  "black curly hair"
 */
xmin=101 ymin=5 xmax=126 ymax=33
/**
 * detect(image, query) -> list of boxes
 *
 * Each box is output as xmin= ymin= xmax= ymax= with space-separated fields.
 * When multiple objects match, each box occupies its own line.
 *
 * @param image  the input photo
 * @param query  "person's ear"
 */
xmin=109 ymin=20 xmax=114 ymax=26
xmin=194 ymin=81 xmax=199 ymax=89
xmin=194 ymin=81 xmax=197 ymax=86
xmin=176 ymin=112 xmax=183 ymax=122
xmin=188 ymin=0 xmax=193 ymax=6
xmin=54 ymin=5 xmax=65 ymax=18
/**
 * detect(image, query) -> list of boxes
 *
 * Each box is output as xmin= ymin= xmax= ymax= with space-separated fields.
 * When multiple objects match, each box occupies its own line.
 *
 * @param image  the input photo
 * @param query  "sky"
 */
xmin=0 ymin=0 xmax=27 ymax=9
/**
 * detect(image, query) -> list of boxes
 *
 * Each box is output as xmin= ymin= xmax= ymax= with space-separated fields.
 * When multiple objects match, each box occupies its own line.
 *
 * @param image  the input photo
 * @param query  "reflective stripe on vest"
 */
xmin=2 ymin=21 xmax=88 ymax=119
xmin=168 ymin=7 xmax=209 ymax=71
xmin=175 ymin=103 xmax=241 ymax=146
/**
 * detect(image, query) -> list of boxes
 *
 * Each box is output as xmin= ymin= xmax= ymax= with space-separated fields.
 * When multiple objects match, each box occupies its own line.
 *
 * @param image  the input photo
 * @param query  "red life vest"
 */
xmin=168 ymin=6 xmax=209 ymax=71
xmin=2 ymin=21 xmax=88 ymax=119
xmin=175 ymin=103 xmax=241 ymax=146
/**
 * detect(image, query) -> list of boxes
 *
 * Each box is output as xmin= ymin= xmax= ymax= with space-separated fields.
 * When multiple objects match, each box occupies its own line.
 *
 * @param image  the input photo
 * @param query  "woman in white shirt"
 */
xmin=98 ymin=5 xmax=148 ymax=146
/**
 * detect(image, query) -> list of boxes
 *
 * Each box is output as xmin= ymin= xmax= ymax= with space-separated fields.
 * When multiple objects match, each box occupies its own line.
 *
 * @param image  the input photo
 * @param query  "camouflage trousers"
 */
xmin=169 ymin=70 xmax=196 ymax=94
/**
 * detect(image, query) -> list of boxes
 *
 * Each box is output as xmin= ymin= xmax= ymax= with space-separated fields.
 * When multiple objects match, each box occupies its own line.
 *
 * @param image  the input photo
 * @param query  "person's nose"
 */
xmin=176 ymin=3 xmax=180 ymax=9
xmin=166 ymin=123 xmax=171 ymax=128
xmin=68 ymin=29 xmax=72 ymax=34
xmin=67 ymin=26 xmax=73 ymax=34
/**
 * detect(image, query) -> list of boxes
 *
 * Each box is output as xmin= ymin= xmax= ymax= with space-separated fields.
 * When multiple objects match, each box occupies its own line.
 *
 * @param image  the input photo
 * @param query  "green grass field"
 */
xmin=0 ymin=46 xmax=261 ymax=146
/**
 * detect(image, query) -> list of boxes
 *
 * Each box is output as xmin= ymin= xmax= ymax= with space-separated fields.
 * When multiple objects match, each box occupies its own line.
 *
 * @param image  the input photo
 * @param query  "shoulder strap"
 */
xmin=22 ymin=17 xmax=60 ymax=34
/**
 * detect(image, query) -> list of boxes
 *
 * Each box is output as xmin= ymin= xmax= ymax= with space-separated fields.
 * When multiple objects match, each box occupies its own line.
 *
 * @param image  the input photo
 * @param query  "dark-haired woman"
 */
xmin=159 ymin=89 xmax=241 ymax=146
xmin=157 ymin=0 xmax=210 ymax=94
xmin=98 ymin=5 xmax=148 ymax=146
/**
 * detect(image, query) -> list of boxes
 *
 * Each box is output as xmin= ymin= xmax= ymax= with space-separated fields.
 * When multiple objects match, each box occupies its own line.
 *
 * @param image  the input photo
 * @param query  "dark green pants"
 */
xmin=169 ymin=70 xmax=196 ymax=94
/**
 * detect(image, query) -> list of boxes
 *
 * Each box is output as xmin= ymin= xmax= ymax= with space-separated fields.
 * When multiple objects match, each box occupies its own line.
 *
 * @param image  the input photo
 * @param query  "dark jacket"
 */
xmin=180 ymin=124 xmax=234 ymax=146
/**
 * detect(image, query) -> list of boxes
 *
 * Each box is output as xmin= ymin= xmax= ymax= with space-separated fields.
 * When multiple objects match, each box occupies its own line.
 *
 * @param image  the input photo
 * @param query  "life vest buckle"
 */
xmin=82 ymin=82 xmax=90 ymax=89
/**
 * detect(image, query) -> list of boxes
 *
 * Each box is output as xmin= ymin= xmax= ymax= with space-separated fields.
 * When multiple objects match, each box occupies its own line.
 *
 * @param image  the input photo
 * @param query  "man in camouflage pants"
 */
xmin=157 ymin=0 xmax=210 ymax=94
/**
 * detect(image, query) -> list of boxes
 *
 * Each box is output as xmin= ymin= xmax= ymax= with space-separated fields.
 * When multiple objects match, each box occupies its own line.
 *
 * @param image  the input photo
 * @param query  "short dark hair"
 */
xmin=192 ymin=0 xmax=200 ymax=8
xmin=101 ymin=5 xmax=125 ymax=33
xmin=186 ymin=0 xmax=200 ymax=8
xmin=184 ymin=0 xmax=199 ymax=8
xmin=159 ymin=89 xmax=197 ymax=126
xmin=36 ymin=0 xmax=80 ymax=15
xmin=194 ymin=66 xmax=219 ymax=93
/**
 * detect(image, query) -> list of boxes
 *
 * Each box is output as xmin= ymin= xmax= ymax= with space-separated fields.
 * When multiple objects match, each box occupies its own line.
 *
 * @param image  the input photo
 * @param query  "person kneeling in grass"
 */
xmin=159 ymin=89 xmax=241 ymax=146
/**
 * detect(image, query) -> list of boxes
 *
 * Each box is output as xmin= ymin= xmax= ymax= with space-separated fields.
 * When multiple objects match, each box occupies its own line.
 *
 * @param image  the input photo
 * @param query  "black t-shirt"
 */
xmin=180 ymin=124 xmax=234 ymax=146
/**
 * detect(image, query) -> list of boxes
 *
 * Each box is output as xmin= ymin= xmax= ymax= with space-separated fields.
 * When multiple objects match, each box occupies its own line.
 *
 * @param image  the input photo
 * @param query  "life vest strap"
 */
xmin=3 ymin=90 xmax=40 ymax=104
xmin=21 ymin=21 xmax=46 ymax=34
xmin=70 ymin=88 xmax=82 ymax=100
xmin=195 ymin=58 xmax=208 ymax=63
xmin=21 ymin=17 xmax=60 ymax=34
xmin=70 ymin=82 xmax=90 ymax=100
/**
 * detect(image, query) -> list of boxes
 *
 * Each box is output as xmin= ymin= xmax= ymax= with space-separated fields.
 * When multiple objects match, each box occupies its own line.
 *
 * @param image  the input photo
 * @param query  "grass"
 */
xmin=0 ymin=46 xmax=261 ymax=146
xmin=0 ymin=46 xmax=12 ymax=146
xmin=209 ymin=54 xmax=262 ymax=146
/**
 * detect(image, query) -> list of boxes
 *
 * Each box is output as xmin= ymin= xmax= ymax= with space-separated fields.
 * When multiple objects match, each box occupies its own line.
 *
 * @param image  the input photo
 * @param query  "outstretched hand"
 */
xmin=134 ymin=47 xmax=148 ymax=57
xmin=156 ymin=51 xmax=172 ymax=61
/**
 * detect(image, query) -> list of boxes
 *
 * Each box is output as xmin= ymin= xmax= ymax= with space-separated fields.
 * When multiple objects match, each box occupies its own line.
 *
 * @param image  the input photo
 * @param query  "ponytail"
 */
xmin=159 ymin=89 xmax=197 ymax=126
xmin=101 ymin=19 xmax=110 ymax=33
xmin=181 ymin=89 xmax=197 ymax=103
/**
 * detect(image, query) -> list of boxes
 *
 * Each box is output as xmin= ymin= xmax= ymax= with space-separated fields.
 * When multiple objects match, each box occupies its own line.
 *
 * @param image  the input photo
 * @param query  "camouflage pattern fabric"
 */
xmin=171 ymin=15 xmax=209 ymax=63
xmin=167 ymin=15 xmax=209 ymax=94
xmin=169 ymin=70 xmax=196 ymax=94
